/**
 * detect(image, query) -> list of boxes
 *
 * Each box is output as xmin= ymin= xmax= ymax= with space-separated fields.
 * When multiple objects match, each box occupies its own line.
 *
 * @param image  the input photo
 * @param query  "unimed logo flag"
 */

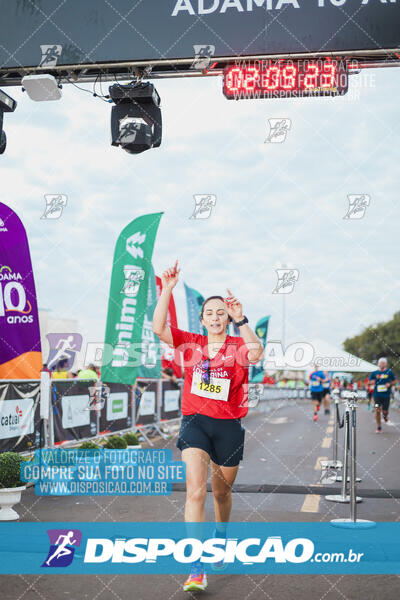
xmin=137 ymin=264 xmax=161 ymax=379
xmin=0 ymin=202 xmax=42 ymax=378
xmin=101 ymin=212 xmax=163 ymax=384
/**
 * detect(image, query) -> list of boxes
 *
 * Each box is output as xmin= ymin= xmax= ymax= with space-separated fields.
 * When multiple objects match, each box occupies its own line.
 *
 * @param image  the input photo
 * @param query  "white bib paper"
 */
xmin=191 ymin=370 xmax=231 ymax=402
xmin=377 ymin=384 xmax=388 ymax=393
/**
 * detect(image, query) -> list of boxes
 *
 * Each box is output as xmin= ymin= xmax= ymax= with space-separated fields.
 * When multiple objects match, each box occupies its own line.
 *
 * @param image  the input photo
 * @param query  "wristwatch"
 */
xmin=235 ymin=316 xmax=248 ymax=327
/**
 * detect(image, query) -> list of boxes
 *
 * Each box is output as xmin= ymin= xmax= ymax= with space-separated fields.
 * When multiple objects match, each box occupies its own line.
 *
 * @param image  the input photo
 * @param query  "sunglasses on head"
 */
xmin=201 ymin=358 xmax=210 ymax=384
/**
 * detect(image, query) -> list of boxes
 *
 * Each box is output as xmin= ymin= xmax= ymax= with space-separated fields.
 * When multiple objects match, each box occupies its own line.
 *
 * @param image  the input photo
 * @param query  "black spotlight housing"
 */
xmin=109 ymin=82 xmax=162 ymax=154
xmin=0 ymin=115 xmax=6 ymax=155
xmin=0 ymin=89 xmax=17 ymax=156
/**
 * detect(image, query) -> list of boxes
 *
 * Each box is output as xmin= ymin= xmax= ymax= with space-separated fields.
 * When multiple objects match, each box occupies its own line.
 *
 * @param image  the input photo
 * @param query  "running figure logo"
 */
xmin=46 ymin=333 xmax=82 ymax=371
xmin=191 ymin=45 xmax=215 ymax=70
xmin=41 ymin=195 xmax=67 ymax=219
xmin=190 ymin=195 xmax=216 ymax=219
xmin=272 ymin=269 xmax=299 ymax=294
xmin=42 ymin=529 xmax=82 ymax=568
xmin=39 ymin=45 xmax=62 ymax=67
xmin=343 ymin=194 xmax=370 ymax=219
xmin=118 ymin=117 xmax=141 ymax=144
xmin=264 ymin=119 xmax=291 ymax=144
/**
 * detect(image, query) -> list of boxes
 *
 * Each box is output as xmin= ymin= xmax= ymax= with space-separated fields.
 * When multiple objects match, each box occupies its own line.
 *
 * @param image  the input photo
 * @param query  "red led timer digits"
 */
xmin=224 ymin=60 xmax=344 ymax=98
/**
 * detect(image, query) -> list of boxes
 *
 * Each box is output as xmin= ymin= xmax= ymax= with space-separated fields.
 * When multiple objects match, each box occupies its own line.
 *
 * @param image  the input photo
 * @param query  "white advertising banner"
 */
xmin=0 ymin=397 xmax=34 ymax=440
xmin=164 ymin=389 xmax=179 ymax=412
xmin=106 ymin=392 xmax=128 ymax=421
xmin=138 ymin=391 xmax=156 ymax=416
xmin=62 ymin=394 xmax=90 ymax=429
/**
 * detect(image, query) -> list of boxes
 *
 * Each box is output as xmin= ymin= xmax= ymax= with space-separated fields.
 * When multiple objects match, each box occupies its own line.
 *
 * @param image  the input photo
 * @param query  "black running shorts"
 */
xmin=311 ymin=391 xmax=323 ymax=403
xmin=176 ymin=413 xmax=245 ymax=467
xmin=374 ymin=396 xmax=390 ymax=412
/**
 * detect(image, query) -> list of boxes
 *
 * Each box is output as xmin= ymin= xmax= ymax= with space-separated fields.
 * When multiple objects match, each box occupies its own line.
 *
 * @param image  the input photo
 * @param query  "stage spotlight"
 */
xmin=109 ymin=82 xmax=162 ymax=154
xmin=0 ymin=130 xmax=6 ymax=155
xmin=0 ymin=89 xmax=17 ymax=155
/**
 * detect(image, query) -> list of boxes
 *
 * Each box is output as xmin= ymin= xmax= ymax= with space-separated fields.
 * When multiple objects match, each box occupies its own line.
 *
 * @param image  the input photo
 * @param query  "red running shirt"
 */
xmin=170 ymin=326 xmax=250 ymax=419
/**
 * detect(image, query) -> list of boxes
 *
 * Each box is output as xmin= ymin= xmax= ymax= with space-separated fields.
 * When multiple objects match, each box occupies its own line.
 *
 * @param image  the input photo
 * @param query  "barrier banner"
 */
xmin=155 ymin=276 xmax=183 ymax=378
xmin=99 ymin=383 xmax=132 ymax=434
xmin=260 ymin=387 xmax=309 ymax=402
xmin=0 ymin=203 xmax=42 ymax=379
xmin=101 ymin=212 xmax=163 ymax=385
xmin=52 ymin=380 xmax=97 ymax=444
xmin=0 ymin=380 xmax=41 ymax=452
xmin=160 ymin=380 xmax=181 ymax=421
xmin=135 ymin=379 xmax=158 ymax=427
xmin=137 ymin=265 xmax=161 ymax=379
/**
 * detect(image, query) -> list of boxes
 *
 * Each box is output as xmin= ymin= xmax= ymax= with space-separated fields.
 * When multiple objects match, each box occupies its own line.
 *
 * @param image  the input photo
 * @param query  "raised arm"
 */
xmin=224 ymin=288 xmax=263 ymax=364
xmin=152 ymin=260 xmax=180 ymax=346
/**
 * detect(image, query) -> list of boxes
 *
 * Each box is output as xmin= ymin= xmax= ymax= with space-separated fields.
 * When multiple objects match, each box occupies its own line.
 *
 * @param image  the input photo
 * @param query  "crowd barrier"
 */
xmin=0 ymin=376 xmax=184 ymax=453
xmin=0 ymin=379 xmax=42 ymax=453
xmin=260 ymin=387 xmax=310 ymax=403
xmin=0 ymin=381 xmax=392 ymax=453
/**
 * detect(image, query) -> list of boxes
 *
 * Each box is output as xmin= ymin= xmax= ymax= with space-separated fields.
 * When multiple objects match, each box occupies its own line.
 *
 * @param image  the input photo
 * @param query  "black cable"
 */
xmin=65 ymin=77 xmax=111 ymax=103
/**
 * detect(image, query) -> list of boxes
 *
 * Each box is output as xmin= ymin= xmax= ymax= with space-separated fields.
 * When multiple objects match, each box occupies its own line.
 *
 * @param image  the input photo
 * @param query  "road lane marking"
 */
xmin=326 ymin=426 xmax=334 ymax=434
xmin=321 ymin=437 xmax=332 ymax=448
xmin=314 ymin=456 xmax=328 ymax=470
xmin=301 ymin=494 xmax=321 ymax=513
xmin=328 ymin=419 xmax=334 ymax=425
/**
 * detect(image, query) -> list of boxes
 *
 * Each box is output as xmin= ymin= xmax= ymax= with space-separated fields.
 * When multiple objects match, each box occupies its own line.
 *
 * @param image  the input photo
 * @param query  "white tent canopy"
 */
xmin=264 ymin=338 xmax=377 ymax=373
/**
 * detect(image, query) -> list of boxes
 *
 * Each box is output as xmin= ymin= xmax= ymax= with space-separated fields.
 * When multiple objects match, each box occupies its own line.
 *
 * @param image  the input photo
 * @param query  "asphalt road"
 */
xmin=1 ymin=397 xmax=399 ymax=600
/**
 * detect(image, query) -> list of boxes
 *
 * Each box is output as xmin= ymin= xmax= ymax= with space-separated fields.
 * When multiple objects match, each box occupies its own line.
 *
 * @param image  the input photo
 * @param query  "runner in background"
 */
xmin=309 ymin=365 xmax=325 ymax=422
xmin=51 ymin=358 xmax=73 ymax=379
xmin=369 ymin=357 xmax=396 ymax=433
xmin=365 ymin=375 xmax=375 ymax=411
xmin=152 ymin=260 xmax=263 ymax=592
xmin=321 ymin=371 xmax=331 ymax=415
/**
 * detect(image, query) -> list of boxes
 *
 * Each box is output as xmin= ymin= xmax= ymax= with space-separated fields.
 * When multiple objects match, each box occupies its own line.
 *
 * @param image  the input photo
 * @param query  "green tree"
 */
xmin=343 ymin=311 xmax=400 ymax=371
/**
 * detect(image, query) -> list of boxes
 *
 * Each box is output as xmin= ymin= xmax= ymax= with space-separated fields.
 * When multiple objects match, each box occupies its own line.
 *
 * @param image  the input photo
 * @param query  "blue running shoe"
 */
xmin=211 ymin=529 xmax=227 ymax=572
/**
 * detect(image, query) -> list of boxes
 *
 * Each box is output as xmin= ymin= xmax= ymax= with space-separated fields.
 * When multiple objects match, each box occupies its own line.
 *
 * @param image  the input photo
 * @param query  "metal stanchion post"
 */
xmin=326 ymin=392 xmax=362 ymax=504
xmin=320 ymin=389 xmax=342 ymax=471
xmin=335 ymin=390 xmax=361 ymax=483
xmin=331 ymin=392 xmax=374 ymax=528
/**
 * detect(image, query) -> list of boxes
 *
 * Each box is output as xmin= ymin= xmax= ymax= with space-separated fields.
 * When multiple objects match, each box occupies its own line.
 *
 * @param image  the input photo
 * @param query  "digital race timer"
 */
xmin=223 ymin=60 xmax=348 ymax=100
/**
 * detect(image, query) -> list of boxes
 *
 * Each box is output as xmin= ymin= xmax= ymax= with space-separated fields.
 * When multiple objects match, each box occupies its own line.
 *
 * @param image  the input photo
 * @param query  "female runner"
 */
xmin=153 ymin=260 xmax=263 ymax=591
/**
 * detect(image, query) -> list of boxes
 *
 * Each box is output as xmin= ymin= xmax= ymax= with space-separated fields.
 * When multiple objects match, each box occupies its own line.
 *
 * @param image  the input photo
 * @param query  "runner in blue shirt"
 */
xmin=309 ymin=365 xmax=326 ymax=422
xmin=369 ymin=357 xmax=396 ymax=433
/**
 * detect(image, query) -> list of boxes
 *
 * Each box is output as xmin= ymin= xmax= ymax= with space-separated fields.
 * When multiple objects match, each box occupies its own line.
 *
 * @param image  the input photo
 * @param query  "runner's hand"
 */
xmin=224 ymin=288 xmax=243 ymax=321
xmin=161 ymin=260 xmax=180 ymax=290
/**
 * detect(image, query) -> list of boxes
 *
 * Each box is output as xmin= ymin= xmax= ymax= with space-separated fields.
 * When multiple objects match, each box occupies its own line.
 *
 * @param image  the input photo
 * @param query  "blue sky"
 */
xmin=2 ymin=66 xmax=400 ymax=363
